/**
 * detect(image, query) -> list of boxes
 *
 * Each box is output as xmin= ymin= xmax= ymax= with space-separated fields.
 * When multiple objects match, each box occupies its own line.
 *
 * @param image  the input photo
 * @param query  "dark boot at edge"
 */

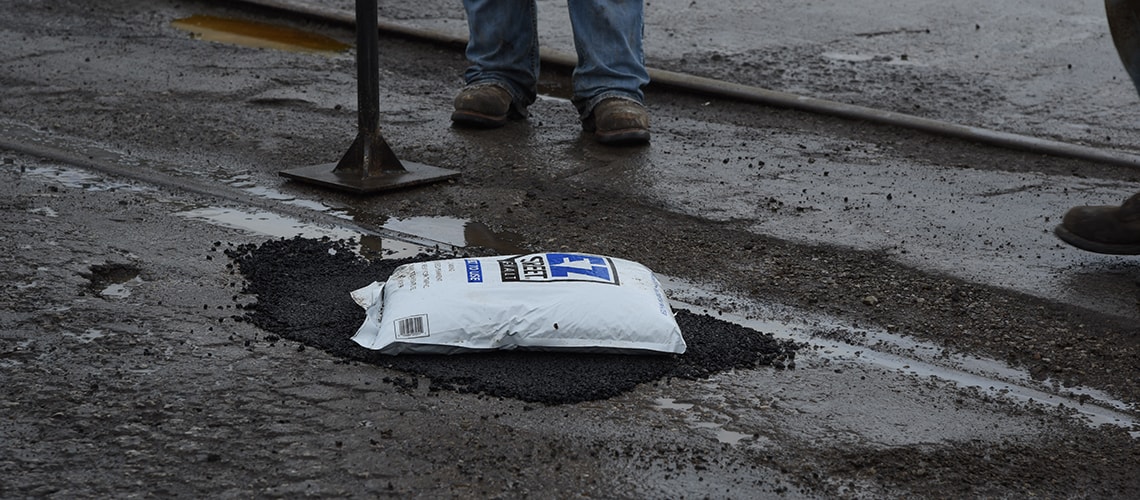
xmin=1055 ymin=192 xmax=1140 ymax=255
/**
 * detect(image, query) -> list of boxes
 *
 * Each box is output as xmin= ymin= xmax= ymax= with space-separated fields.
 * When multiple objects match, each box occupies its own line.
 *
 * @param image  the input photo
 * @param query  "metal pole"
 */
xmin=331 ymin=0 xmax=404 ymax=178
xmin=355 ymin=0 xmax=381 ymax=151
xmin=279 ymin=0 xmax=459 ymax=193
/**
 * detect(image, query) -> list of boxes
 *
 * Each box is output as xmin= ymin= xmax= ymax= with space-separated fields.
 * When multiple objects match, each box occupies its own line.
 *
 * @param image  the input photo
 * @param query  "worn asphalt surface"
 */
xmin=3 ymin=0 xmax=1140 ymax=498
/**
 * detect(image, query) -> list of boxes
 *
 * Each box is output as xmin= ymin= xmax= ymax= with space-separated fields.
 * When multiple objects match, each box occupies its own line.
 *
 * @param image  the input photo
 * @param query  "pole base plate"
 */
xmin=279 ymin=161 xmax=460 ymax=194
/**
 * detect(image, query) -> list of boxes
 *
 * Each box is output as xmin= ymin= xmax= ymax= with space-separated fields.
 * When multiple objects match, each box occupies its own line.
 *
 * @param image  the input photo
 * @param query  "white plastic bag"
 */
xmin=351 ymin=253 xmax=685 ymax=355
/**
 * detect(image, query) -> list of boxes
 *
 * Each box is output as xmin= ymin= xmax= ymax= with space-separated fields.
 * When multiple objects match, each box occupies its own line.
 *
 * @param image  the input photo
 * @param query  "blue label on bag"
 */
xmin=465 ymin=259 xmax=483 ymax=283
xmin=498 ymin=253 xmax=619 ymax=285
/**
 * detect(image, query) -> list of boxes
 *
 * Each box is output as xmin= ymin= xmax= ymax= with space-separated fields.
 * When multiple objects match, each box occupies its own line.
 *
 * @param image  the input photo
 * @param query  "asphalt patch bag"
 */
xmin=351 ymin=253 xmax=686 ymax=355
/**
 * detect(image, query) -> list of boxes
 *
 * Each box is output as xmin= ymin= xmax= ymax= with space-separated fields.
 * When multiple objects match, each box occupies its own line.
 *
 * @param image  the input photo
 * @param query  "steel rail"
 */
xmin=227 ymin=0 xmax=1140 ymax=169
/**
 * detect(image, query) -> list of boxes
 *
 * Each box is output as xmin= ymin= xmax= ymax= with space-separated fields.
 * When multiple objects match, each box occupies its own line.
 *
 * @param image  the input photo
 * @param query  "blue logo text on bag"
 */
xmin=465 ymin=259 xmax=483 ymax=283
xmin=498 ymin=253 xmax=619 ymax=284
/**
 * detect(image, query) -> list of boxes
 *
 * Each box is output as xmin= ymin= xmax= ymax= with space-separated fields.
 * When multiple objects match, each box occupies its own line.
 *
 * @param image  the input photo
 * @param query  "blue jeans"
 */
xmin=1107 ymin=0 xmax=1140 ymax=98
xmin=461 ymin=0 xmax=650 ymax=119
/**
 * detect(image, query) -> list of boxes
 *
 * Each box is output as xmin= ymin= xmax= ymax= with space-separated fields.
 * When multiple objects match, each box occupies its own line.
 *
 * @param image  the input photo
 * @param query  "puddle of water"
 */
xmin=178 ymin=207 xmax=358 ymax=241
xmin=537 ymin=79 xmax=572 ymax=99
xmin=64 ymin=329 xmax=106 ymax=344
xmin=536 ymin=79 xmax=573 ymax=104
xmin=693 ymin=422 xmax=753 ymax=445
xmin=653 ymin=399 xmax=753 ymax=445
xmin=659 ymin=277 xmax=1140 ymax=438
xmin=100 ymin=277 xmax=143 ymax=299
xmin=171 ymin=15 xmax=350 ymax=54
xmin=221 ymin=176 xmax=350 ymax=214
xmin=536 ymin=94 xmax=572 ymax=104
xmin=238 ymin=184 xmax=295 ymax=202
xmin=83 ymin=263 xmax=142 ymax=299
xmin=175 ymin=207 xmax=428 ymax=259
xmin=653 ymin=398 xmax=694 ymax=411
xmin=22 ymin=165 xmax=149 ymax=193
xmin=382 ymin=216 xmax=527 ymax=254
xmin=27 ymin=207 xmax=58 ymax=218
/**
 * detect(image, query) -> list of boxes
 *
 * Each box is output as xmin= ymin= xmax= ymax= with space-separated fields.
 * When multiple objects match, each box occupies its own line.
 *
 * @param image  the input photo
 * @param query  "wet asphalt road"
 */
xmin=363 ymin=0 xmax=1140 ymax=318
xmin=2 ymin=0 xmax=1140 ymax=498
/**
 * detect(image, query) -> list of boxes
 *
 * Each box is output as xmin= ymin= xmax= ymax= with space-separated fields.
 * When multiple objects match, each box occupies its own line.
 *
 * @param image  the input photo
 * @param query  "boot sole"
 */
xmin=594 ymin=128 xmax=650 ymax=146
xmin=450 ymin=110 xmax=508 ymax=129
xmin=1053 ymin=224 xmax=1140 ymax=255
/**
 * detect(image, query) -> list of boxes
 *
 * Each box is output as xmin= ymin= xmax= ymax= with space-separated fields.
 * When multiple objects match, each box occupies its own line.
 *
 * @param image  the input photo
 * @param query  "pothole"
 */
xmin=80 ymin=263 xmax=142 ymax=299
xmin=225 ymin=237 xmax=803 ymax=404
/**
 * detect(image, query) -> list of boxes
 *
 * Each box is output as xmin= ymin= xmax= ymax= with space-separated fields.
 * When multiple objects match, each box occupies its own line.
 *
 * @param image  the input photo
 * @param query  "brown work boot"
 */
xmin=1054 ymin=192 xmax=1140 ymax=255
xmin=451 ymin=84 xmax=514 ymax=128
xmin=582 ymin=98 xmax=650 ymax=146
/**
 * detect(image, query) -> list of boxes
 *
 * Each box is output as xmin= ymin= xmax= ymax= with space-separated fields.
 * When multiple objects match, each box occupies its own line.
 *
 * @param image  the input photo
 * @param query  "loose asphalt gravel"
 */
xmin=227 ymin=236 xmax=801 ymax=404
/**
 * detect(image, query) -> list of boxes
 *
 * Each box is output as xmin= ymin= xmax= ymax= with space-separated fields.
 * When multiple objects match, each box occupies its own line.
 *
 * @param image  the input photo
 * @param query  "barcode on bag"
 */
xmin=394 ymin=315 xmax=429 ymax=339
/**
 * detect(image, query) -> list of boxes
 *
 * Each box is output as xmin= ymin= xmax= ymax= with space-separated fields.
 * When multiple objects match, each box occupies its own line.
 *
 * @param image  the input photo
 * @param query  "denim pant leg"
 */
xmin=567 ymin=0 xmax=650 ymax=119
xmin=462 ymin=0 xmax=540 ymax=114
xmin=1107 ymin=0 xmax=1140 ymax=99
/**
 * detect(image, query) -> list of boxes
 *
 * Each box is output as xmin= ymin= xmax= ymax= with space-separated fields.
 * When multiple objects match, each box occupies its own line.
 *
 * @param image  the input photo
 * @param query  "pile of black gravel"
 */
xmin=226 ymin=237 xmax=800 ymax=404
